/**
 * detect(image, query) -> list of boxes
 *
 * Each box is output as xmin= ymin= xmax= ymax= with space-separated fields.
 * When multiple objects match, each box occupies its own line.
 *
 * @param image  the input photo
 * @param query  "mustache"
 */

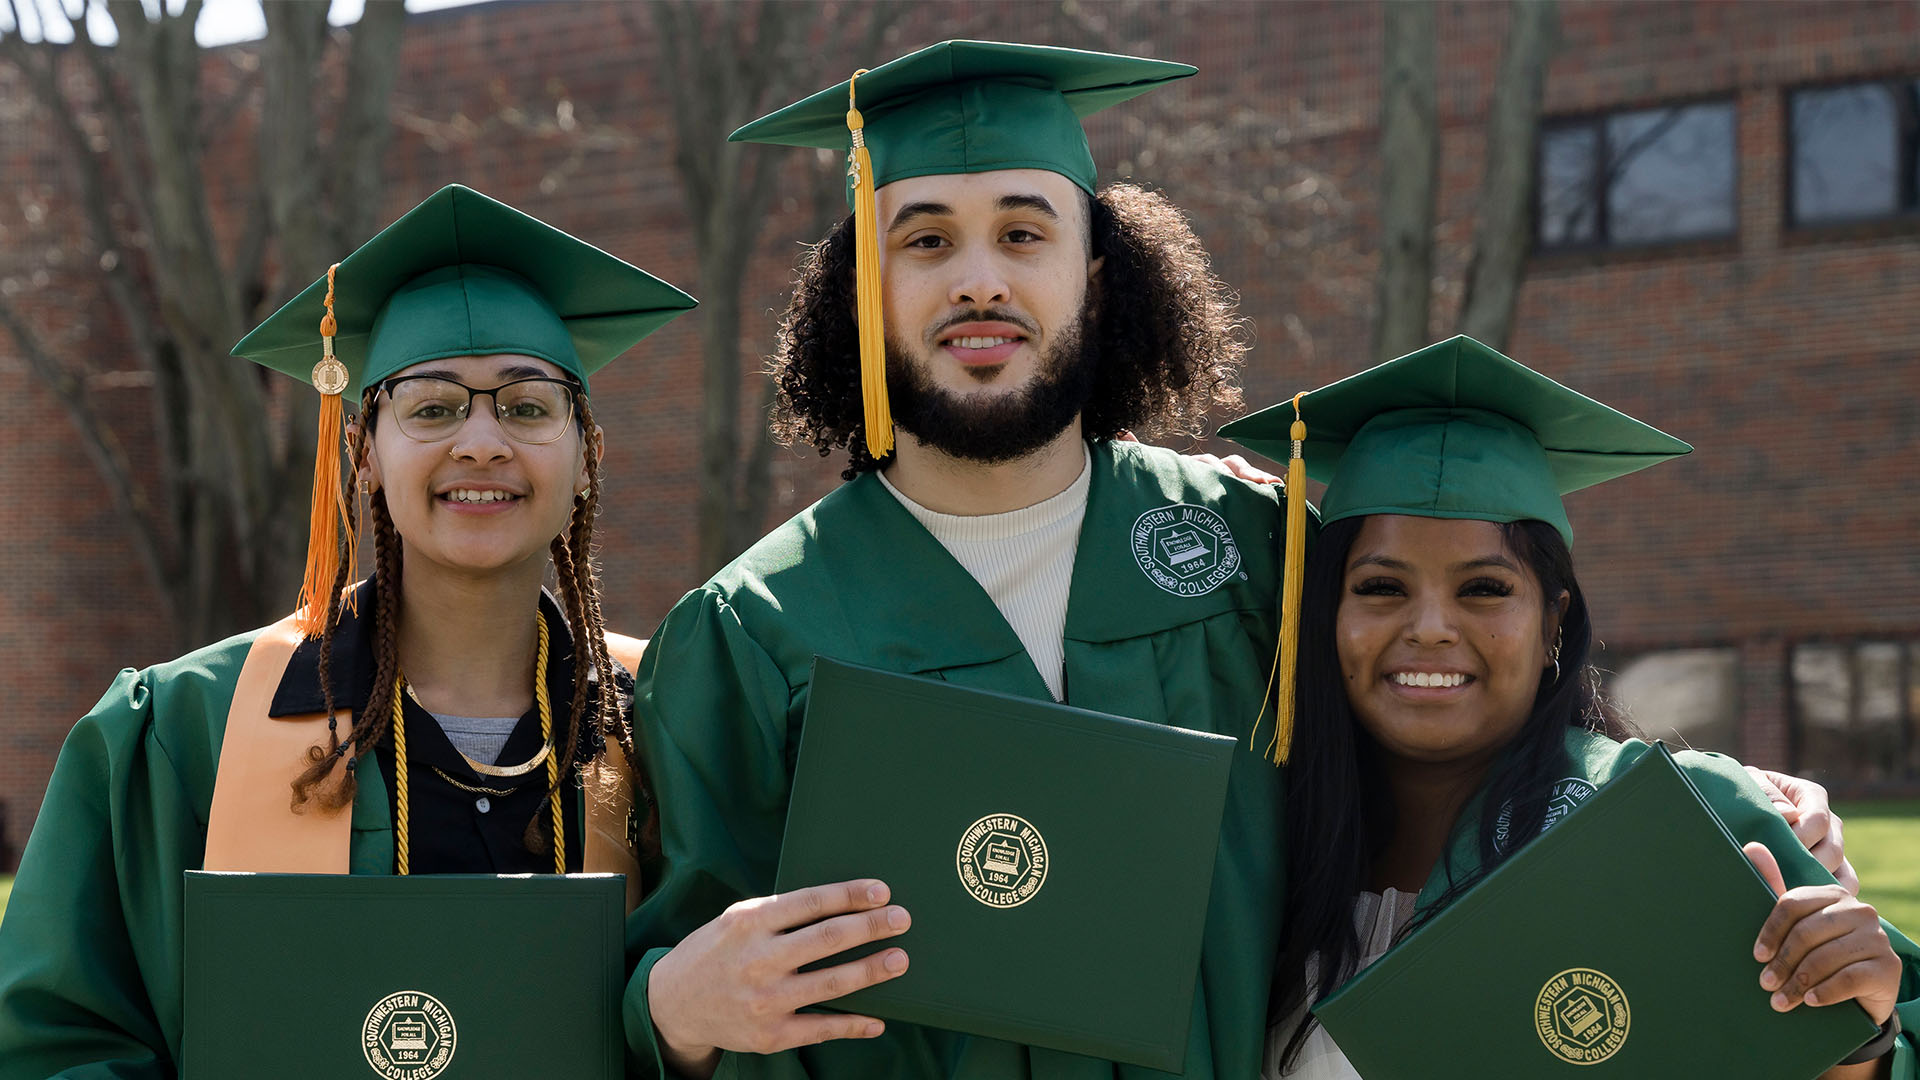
xmin=928 ymin=308 xmax=1039 ymax=339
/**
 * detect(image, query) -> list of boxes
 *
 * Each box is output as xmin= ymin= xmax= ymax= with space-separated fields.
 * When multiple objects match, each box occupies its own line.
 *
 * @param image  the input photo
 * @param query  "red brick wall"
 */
xmin=4 ymin=0 xmax=1918 ymax=863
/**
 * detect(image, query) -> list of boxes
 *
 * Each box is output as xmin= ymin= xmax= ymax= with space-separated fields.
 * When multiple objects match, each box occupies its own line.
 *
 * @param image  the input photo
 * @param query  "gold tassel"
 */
xmin=297 ymin=263 xmax=353 ymax=639
xmin=1252 ymin=392 xmax=1308 ymax=765
xmin=847 ymin=70 xmax=892 ymax=459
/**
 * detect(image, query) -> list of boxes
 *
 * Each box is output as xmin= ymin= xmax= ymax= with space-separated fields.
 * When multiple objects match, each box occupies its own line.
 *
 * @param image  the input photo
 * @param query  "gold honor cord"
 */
xmin=393 ymin=616 xmax=563 ymax=876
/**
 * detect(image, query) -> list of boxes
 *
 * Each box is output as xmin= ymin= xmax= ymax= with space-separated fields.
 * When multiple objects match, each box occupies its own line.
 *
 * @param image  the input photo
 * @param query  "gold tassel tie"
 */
xmin=1252 ymin=392 xmax=1308 ymax=765
xmin=297 ymin=263 xmax=355 ymax=638
xmin=393 ymin=615 xmax=562 ymax=875
xmin=847 ymin=69 xmax=892 ymax=459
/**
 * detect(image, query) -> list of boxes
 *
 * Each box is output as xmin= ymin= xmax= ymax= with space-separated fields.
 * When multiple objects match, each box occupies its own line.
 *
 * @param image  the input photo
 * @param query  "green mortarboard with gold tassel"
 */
xmin=1219 ymin=335 xmax=1692 ymax=765
xmin=728 ymin=40 xmax=1196 ymax=460
xmin=231 ymin=184 xmax=697 ymax=637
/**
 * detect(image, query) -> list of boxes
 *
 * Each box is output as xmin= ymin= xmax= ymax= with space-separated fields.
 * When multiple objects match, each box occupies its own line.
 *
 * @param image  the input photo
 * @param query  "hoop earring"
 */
xmin=1549 ymin=628 xmax=1564 ymax=682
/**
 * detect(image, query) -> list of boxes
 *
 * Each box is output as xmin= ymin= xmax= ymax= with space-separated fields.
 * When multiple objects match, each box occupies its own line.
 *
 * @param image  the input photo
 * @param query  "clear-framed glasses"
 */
xmin=377 ymin=375 xmax=581 ymax=444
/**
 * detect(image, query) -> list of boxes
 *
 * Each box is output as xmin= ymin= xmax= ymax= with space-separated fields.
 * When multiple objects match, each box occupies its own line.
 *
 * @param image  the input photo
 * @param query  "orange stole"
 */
xmin=202 ymin=620 xmax=650 ymax=912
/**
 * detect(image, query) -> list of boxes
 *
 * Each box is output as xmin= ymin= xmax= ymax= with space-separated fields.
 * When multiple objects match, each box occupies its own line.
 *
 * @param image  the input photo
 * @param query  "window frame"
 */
xmin=1786 ymin=634 xmax=1920 ymax=791
xmin=1532 ymin=95 xmax=1743 ymax=255
xmin=1782 ymin=74 xmax=1920 ymax=233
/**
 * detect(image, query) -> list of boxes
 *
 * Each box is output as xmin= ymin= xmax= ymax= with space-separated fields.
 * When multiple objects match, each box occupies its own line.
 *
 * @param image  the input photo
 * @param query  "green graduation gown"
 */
xmin=0 ymin=588 xmax=612 ymax=1080
xmin=1406 ymin=729 xmax=1919 ymax=1077
xmin=625 ymin=440 xmax=1290 ymax=1079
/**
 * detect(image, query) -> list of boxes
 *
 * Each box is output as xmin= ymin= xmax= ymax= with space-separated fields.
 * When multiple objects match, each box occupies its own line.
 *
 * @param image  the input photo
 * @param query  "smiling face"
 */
xmin=876 ymin=168 xmax=1103 ymax=461
xmin=1336 ymin=515 xmax=1569 ymax=768
xmin=361 ymin=354 xmax=589 ymax=577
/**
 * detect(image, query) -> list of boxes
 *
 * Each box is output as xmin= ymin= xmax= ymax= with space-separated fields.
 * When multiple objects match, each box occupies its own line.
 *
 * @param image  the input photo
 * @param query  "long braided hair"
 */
xmin=290 ymin=387 xmax=637 ymax=859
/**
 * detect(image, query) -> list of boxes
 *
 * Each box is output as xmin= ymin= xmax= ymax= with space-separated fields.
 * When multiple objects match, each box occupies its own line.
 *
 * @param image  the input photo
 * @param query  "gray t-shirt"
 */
xmin=430 ymin=712 xmax=521 ymax=766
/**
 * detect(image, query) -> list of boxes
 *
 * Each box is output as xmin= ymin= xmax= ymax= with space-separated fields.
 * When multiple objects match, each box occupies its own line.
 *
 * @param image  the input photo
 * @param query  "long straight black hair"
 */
xmin=1269 ymin=515 xmax=1638 ymax=1071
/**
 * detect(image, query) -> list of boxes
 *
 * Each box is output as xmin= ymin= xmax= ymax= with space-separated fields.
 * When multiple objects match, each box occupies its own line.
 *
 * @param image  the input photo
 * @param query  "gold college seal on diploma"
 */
xmin=362 ymin=990 xmax=457 ymax=1080
xmin=1535 ymin=968 xmax=1630 ymax=1065
xmin=956 ymin=813 xmax=1049 ymax=908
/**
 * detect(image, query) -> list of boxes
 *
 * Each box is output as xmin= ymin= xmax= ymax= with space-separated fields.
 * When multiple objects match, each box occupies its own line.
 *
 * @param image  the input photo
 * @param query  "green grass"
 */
xmin=1835 ymin=800 xmax=1920 ymax=932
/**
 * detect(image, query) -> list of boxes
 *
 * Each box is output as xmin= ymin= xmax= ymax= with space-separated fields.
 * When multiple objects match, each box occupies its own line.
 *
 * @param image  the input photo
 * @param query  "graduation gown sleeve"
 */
xmin=621 ymin=586 xmax=798 ymax=1078
xmin=0 ymin=635 xmax=245 ymax=1080
xmin=620 ymin=582 xmax=961 ymax=1080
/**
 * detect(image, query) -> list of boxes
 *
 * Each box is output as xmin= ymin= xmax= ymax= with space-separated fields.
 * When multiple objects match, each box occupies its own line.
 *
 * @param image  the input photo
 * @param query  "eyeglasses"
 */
xmin=376 ymin=375 xmax=580 ymax=445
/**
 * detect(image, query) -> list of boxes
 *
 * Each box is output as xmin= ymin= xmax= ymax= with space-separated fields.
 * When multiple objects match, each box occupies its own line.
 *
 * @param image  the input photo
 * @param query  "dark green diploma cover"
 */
xmin=775 ymin=657 xmax=1238 ymax=1071
xmin=1313 ymin=745 xmax=1877 ymax=1078
xmin=183 ymin=872 xmax=624 ymax=1080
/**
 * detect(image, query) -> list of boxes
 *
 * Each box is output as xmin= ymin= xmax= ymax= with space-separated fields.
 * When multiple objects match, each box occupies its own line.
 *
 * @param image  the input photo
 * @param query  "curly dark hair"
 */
xmin=770 ymin=181 xmax=1251 ymax=479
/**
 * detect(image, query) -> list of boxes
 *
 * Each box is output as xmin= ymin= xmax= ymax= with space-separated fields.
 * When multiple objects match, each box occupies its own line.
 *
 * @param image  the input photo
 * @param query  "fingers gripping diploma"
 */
xmin=1747 ymin=766 xmax=1861 ymax=895
xmin=647 ymin=880 xmax=911 ymax=1075
xmin=1745 ymin=843 xmax=1900 ymax=1037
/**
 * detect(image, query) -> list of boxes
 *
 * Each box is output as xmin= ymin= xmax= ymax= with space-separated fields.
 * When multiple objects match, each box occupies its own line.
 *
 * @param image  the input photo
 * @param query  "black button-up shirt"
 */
xmin=268 ymin=579 xmax=630 ymax=874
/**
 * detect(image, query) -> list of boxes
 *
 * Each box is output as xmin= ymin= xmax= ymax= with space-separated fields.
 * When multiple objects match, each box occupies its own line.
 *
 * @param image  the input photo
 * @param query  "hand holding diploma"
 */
xmin=1746 ymin=842 xmax=1901 ymax=1079
xmin=648 ymin=878 xmax=912 ymax=1076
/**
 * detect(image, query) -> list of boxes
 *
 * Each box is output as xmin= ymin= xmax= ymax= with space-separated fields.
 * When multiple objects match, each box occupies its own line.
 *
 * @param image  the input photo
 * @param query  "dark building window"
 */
xmin=1791 ymin=640 xmax=1920 ymax=786
xmin=1788 ymin=79 xmax=1920 ymax=226
xmin=1536 ymin=102 xmax=1738 ymax=250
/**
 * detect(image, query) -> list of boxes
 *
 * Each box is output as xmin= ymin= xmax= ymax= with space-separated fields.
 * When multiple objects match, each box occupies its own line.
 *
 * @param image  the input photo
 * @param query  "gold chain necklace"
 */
xmin=427 ymin=766 xmax=521 ymax=797
xmin=393 ymin=615 xmax=564 ymax=875
xmin=403 ymin=678 xmax=553 ymax=778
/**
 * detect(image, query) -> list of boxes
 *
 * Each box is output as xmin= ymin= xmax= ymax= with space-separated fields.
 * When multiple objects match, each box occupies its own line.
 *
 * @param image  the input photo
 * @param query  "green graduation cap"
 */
xmin=1220 ymin=335 xmax=1692 ymax=547
xmin=1218 ymin=336 xmax=1691 ymax=767
xmin=728 ymin=39 xmax=1195 ymax=199
xmin=233 ymin=183 xmax=697 ymax=396
xmin=230 ymin=183 xmax=696 ymax=636
xmin=728 ymin=40 xmax=1194 ymax=460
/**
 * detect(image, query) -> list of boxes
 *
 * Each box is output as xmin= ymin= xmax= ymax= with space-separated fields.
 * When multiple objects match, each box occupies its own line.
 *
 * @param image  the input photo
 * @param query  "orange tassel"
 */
xmin=296 ymin=264 xmax=352 ymax=638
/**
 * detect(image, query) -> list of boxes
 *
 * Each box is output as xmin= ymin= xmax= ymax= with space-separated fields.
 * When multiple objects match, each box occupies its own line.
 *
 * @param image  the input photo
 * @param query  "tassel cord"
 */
xmin=1252 ymin=393 xmax=1308 ymax=765
xmin=297 ymin=263 xmax=353 ymax=638
xmin=847 ymin=70 xmax=893 ymax=459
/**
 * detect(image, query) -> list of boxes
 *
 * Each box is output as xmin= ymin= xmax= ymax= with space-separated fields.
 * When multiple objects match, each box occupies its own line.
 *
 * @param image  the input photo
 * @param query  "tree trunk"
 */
xmin=4 ymin=1 xmax=406 ymax=648
xmin=1457 ymin=0 xmax=1560 ymax=350
xmin=1373 ymin=0 xmax=1440 ymax=364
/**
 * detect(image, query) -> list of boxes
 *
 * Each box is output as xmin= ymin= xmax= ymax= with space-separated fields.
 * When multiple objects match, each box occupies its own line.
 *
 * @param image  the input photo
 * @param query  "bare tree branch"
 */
xmin=71 ymin=14 xmax=162 ymax=252
xmin=259 ymin=2 xmax=329 ymax=285
xmin=0 ymin=295 xmax=176 ymax=594
xmin=1373 ymin=0 xmax=1439 ymax=363
xmin=1458 ymin=0 xmax=1559 ymax=350
xmin=332 ymin=0 xmax=406 ymax=248
xmin=11 ymin=23 xmax=161 ymax=373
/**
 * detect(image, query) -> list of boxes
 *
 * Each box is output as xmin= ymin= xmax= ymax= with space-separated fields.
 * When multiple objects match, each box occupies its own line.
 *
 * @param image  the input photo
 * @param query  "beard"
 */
xmin=884 ymin=294 xmax=1098 ymax=465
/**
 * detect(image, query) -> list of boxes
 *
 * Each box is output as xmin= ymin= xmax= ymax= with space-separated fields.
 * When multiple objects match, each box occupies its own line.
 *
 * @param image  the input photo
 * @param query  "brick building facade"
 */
xmin=3 ymin=0 xmax=1917 ymax=866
